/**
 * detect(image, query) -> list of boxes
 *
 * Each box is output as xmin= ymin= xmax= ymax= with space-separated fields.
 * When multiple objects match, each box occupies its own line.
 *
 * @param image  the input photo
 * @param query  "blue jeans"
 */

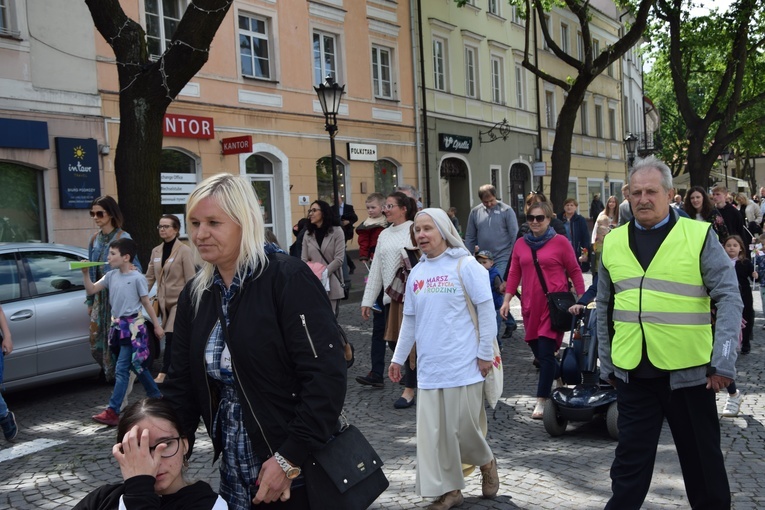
xmin=108 ymin=342 xmax=162 ymax=412
xmin=494 ymin=259 xmax=516 ymax=329
xmin=528 ymin=337 xmax=560 ymax=398
xmin=0 ymin=353 xmax=7 ymax=418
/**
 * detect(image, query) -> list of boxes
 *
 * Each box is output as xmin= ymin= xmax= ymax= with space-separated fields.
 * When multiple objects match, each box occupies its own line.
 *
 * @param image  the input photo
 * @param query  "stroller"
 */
xmin=543 ymin=303 xmax=619 ymax=439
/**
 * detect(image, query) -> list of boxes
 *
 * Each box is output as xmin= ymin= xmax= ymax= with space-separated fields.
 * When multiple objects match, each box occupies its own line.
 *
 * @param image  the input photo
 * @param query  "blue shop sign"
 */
xmin=55 ymin=138 xmax=101 ymax=209
xmin=0 ymin=118 xmax=49 ymax=149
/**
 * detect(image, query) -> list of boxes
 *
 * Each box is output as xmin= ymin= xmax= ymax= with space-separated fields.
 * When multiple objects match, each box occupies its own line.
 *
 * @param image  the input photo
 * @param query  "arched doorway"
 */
xmin=439 ymin=157 xmax=471 ymax=229
xmin=160 ymin=148 xmax=198 ymax=237
xmin=0 ymin=163 xmax=45 ymax=242
xmin=374 ymin=159 xmax=399 ymax=194
xmin=509 ymin=162 xmax=530 ymax=219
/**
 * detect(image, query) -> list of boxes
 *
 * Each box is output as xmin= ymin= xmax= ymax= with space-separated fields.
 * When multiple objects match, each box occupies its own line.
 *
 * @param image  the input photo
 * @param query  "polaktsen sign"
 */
xmin=438 ymin=133 xmax=472 ymax=153
xmin=347 ymin=143 xmax=378 ymax=161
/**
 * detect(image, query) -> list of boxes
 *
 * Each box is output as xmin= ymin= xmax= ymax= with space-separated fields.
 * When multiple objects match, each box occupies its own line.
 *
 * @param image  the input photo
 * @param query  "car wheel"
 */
xmin=606 ymin=401 xmax=619 ymax=440
xmin=543 ymin=399 xmax=568 ymax=437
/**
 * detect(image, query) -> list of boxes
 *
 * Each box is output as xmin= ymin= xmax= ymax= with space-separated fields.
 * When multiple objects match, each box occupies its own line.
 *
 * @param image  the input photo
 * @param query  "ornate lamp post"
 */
xmin=624 ymin=133 xmax=638 ymax=169
xmin=314 ymin=76 xmax=346 ymax=210
xmin=721 ymin=147 xmax=731 ymax=190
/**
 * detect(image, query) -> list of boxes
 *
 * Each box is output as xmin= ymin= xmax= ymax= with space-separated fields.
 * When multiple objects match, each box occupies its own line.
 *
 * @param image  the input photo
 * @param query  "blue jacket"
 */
xmin=557 ymin=212 xmax=591 ymax=272
xmin=487 ymin=265 xmax=504 ymax=309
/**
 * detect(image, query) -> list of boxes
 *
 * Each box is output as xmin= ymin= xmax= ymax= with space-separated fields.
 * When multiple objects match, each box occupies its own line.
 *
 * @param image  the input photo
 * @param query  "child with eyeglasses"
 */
xmin=82 ymin=237 xmax=164 ymax=427
xmin=74 ymin=398 xmax=227 ymax=509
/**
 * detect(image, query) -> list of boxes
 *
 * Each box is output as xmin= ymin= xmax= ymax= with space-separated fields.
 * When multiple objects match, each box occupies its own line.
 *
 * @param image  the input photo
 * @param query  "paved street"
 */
xmin=1 ymin=269 xmax=765 ymax=509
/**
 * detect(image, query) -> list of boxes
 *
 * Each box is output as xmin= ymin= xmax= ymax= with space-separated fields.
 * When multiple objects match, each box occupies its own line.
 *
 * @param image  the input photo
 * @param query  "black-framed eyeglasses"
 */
xmin=384 ymin=204 xmax=399 ymax=210
xmin=308 ymin=208 xmax=321 ymax=213
xmin=149 ymin=437 xmax=181 ymax=458
xmin=528 ymin=215 xmax=547 ymax=223
xmin=156 ymin=225 xmax=173 ymax=230
xmin=89 ymin=210 xmax=106 ymax=219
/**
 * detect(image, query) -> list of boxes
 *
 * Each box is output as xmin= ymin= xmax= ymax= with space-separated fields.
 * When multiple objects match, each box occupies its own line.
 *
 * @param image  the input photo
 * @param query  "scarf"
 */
xmin=524 ymin=226 xmax=556 ymax=251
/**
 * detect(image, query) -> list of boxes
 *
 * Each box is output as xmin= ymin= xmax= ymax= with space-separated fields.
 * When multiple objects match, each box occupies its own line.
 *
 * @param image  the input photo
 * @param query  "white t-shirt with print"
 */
xmin=401 ymin=253 xmax=494 ymax=390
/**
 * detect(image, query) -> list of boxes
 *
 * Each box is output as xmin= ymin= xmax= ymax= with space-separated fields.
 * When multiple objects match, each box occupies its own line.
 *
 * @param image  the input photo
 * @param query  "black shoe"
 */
xmin=356 ymin=372 xmax=384 ymax=388
xmin=1 ymin=411 xmax=18 ymax=441
xmin=502 ymin=325 xmax=517 ymax=339
xmin=393 ymin=396 xmax=415 ymax=409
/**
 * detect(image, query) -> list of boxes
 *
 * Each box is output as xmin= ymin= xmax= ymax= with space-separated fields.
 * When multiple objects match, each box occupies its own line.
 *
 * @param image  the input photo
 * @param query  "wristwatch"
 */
xmin=274 ymin=452 xmax=301 ymax=479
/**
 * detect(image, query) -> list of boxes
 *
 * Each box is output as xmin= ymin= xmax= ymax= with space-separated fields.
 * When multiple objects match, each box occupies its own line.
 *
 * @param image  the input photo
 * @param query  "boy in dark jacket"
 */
xmin=476 ymin=250 xmax=506 ymax=348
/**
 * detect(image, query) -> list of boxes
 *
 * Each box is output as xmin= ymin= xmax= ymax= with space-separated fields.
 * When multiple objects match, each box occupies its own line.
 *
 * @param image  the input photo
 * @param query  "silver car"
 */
xmin=1 ymin=242 xmax=100 ymax=391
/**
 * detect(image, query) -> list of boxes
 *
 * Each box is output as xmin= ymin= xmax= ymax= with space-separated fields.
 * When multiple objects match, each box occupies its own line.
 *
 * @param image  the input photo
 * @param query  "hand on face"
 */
xmin=112 ymin=426 xmax=164 ymax=481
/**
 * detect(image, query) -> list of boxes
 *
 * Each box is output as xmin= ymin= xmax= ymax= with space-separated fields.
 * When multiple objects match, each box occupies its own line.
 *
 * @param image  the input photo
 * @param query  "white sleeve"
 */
xmin=391 ymin=313 xmax=416 ymax=365
xmin=476 ymin=299 xmax=497 ymax=361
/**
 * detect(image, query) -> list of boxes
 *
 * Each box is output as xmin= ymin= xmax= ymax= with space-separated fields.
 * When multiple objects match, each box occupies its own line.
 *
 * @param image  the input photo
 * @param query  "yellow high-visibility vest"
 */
xmin=602 ymin=218 xmax=713 ymax=370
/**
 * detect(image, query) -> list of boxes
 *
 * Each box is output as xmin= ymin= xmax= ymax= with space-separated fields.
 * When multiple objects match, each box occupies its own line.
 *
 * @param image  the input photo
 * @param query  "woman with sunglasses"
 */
xmin=501 ymin=202 xmax=585 ymax=419
xmin=145 ymin=215 xmax=196 ymax=384
xmin=87 ymin=196 xmax=142 ymax=384
xmin=74 ymin=398 xmax=227 ymax=509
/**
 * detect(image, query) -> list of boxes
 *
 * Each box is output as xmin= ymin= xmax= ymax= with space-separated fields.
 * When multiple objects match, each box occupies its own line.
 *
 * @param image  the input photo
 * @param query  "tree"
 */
xmin=651 ymin=0 xmax=765 ymax=188
xmin=84 ymin=0 xmax=233 ymax=264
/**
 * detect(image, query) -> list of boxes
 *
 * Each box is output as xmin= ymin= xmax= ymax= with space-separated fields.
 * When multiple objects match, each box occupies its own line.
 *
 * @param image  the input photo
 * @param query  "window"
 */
xmin=511 ymin=6 xmax=525 ymax=26
xmin=433 ymin=37 xmax=447 ymax=91
xmin=160 ymin=150 xmax=197 ymax=237
xmin=545 ymin=91 xmax=555 ymax=128
xmin=145 ymin=0 xmax=183 ymax=58
xmin=374 ymin=159 xmax=399 ymax=194
xmin=25 ymin=251 xmax=85 ymax=297
xmin=488 ymin=0 xmax=499 ymax=16
xmin=607 ymin=62 xmax=614 ymax=78
xmin=0 ymin=253 xmax=20 ymax=302
xmin=239 ymin=14 xmax=271 ymax=79
xmin=560 ymin=23 xmax=569 ymax=54
xmin=577 ymin=32 xmax=584 ymax=61
xmin=595 ymin=104 xmax=603 ymax=138
xmin=593 ymin=38 xmax=600 ymax=57
xmin=580 ymin=101 xmax=588 ymax=136
xmin=313 ymin=32 xmax=338 ymax=85
xmin=0 ymin=163 xmax=44 ymax=242
xmin=247 ymin=155 xmax=275 ymax=230
xmin=372 ymin=46 xmax=393 ymax=99
xmin=609 ymin=107 xmax=617 ymax=140
xmin=491 ymin=56 xmax=504 ymax=104
xmin=0 ymin=0 xmax=12 ymax=36
xmin=567 ymin=179 xmax=578 ymax=205
xmin=465 ymin=46 xmax=477 ymax=98
xmin=316 ymin=156 xmax=346 ymax=203
xmin=515 ymin=64 xmax=525 ymax=109
xmin=543 ymin=15 xmax=550 ymax=50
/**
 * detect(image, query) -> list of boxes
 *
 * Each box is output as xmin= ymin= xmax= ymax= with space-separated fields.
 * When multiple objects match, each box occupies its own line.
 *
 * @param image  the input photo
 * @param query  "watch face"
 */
xmin=286 ymin=466 xmax=301 ymax=480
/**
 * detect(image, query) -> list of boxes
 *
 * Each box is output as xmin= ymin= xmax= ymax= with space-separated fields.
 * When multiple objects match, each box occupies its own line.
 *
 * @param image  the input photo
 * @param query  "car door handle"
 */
xmin=9 ymin=310 xmax=33 ymax=321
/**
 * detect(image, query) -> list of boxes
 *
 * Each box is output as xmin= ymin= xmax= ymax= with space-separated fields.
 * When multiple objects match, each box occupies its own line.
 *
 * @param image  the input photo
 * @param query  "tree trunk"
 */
xmin=549 ymin=85 xmax=588 ymax=212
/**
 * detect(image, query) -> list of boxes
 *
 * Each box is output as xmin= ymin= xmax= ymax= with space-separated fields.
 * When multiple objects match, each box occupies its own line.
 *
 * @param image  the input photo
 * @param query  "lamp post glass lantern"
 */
xmin=721 ymin=147 xmax=731 ymax=189
xmin=624 ymin=133 xmax=638 ymax=169
xmin=314 ymin=76 xmax=346 ymax=210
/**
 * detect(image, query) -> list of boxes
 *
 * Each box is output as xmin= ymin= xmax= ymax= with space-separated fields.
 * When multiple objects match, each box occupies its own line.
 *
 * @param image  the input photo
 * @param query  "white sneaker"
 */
xmin=722 ymin=391 xmax=742 ymax=417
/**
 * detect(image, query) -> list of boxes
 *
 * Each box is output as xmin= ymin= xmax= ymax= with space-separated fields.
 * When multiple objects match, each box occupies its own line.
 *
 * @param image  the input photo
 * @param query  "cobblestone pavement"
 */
xmin=1 ymin=270 xmax=764 ymax=509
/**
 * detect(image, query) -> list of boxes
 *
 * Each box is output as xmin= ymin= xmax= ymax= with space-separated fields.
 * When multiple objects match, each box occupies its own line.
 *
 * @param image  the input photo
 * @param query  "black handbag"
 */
xmin=304 ymin=423 xmax=389 ymax=510
xmin=532 ymin=249 xmax=577 ymax=332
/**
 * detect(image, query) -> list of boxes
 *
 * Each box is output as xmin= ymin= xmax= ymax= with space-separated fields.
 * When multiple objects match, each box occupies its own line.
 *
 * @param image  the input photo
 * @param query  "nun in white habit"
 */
xmin=388 ymin=208 xmax=499 ymax=510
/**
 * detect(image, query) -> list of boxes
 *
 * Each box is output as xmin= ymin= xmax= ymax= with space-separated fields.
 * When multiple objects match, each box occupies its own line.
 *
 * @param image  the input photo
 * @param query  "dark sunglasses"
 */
xmin=89 ymin=210 xmax=106 ymax=219
xmin=528 ymin=214 xmax=547 ymax=223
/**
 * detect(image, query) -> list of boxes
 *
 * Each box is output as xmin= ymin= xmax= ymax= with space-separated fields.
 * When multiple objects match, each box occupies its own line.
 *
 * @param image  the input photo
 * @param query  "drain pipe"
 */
xmin=415 ymin=0 xmax=432 ymax=206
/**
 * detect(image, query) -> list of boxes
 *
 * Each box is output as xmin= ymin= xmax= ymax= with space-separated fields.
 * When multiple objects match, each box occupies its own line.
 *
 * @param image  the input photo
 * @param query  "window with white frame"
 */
xmin=607 ymin=62 xmax=614 ymax=77
xmin=545 ymin=91 xmax=555 ymax=128
xmin=313 ymin=31 xmax=339 ymax=85
xmin=593 ymin=38 xmax=600 ymax=56
xmin=491 ymin=56 xmax=504 ymax=104
xmin=560 ymin=23 xmax=569 ymax=54
xmin=580 ymin=101 xmax=589 ymax=135
xmin=488 ymin=0 xmax=500 ymax=16
xmin=239 ymin=14 xmax=271 ymax=80
xmin=146 ymin=0 xmax=184 ymax=58
xmin=511 ymin=6 xmax=525 ymax=26
xmin=465 ymin=46 xmax=477 ymax=98
xmin=577 ymin=31 xmax=584 ymax=61
xmin=515 ymin=63 xmax=525 ymax=109
xmin=0 ymin=0 xmax=11 ymax=35
xmin=609 ymin=107 xmax=617 ymax=140
xmin=433 ymin=37 xmax=447 ymax=91
xmin=371 ymin=45 xmax=394 ymax=99
xmin=567 ymin=179 xmax=578 ymax=204
xmin=595 ymin=104 xmax=603 ymax=138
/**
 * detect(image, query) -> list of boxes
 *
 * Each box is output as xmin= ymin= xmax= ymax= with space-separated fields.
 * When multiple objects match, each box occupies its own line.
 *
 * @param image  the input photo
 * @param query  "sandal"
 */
xmin=532 ymin=400 xmax=545 ymax=419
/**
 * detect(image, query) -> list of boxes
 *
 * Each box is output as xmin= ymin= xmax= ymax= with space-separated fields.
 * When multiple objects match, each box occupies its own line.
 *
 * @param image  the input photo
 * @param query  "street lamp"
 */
xmin=721 ymin=147 xmax=731 ymax=190
xmin=624 ymin=133 xmax=638 ymax=169
xmin=314 ymin=75 xmax=346 ymax=210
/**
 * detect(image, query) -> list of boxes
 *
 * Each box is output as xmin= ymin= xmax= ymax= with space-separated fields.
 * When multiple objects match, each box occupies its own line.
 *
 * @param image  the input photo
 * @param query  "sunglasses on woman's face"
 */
xmin=528 ymin=214 xmax=547 ymax=223
xmin=89 ymin=210 xmax=106 ymax=219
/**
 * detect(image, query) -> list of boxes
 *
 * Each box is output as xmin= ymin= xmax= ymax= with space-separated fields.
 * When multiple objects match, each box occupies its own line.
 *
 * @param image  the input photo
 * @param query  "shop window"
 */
xmin=316 ymin=156 xmax=347 ymax=204
xmin=246 ymin=154 xmax=275 ymax=230
xmin=159 ymin=149 xmax=197 ymax=237
xmin=0 ymin=163 xmax=45 ymax=242
xmin=374 ymin=159 xmax=399 ymax=194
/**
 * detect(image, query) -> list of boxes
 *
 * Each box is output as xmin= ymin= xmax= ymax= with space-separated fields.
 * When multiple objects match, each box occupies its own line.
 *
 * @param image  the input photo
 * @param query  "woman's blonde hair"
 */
xmin=186 ymin=173 xmax=267 ymax=309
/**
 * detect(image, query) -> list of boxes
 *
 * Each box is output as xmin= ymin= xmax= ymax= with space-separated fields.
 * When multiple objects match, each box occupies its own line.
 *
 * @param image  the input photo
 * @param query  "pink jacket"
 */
xmin=506 ymin=235 xmax=585 ymax=347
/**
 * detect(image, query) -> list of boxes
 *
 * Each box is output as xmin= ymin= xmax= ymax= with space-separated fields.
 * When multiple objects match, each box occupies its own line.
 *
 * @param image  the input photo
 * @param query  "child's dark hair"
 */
xmin=117 ymin=398 xmax=186 ymax=443
xmin=723 ymin=235 xmax=747 ymax=261
xmin=109 ymin=237 xmax=137 ymax=262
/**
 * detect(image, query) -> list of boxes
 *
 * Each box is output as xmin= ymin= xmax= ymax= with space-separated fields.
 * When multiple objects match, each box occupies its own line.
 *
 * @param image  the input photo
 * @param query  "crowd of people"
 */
xmin=0 ymin=158 xmax=759 ymax=510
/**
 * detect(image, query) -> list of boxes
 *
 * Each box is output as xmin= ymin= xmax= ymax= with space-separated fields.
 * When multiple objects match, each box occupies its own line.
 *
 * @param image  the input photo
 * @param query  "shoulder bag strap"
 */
xmin=456 ymin=257 xmax=480 ymax=345
xmin=317 ymin=246 xmax=344 ymax=285
xmin=531 ymin=249 xmax=550 ymax=297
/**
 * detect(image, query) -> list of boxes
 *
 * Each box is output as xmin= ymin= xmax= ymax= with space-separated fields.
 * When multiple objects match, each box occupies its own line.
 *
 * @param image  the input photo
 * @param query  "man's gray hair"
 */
xmin=396 ymin=184 xmax=420 ymax=200
xmin=629 ymin=155 xmax=673 ymax=192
